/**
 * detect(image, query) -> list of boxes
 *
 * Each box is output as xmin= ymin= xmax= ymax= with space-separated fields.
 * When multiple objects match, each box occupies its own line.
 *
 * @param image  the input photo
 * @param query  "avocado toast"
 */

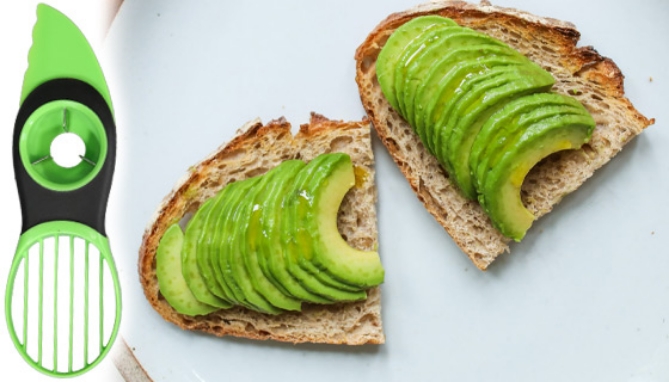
xmin=139 ymin=114 xmax=384 ymax=344
xmin=355 ymin=0 xmax=654 ymax=270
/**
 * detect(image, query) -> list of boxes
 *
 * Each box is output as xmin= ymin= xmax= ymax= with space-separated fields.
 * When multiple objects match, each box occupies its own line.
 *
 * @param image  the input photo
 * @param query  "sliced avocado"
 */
xmin=289 ymin=155 xmax=370 ymax=292
xmin=430 ymin=66 xmax=513 ymax=175
xmin=204 ymin=180 xmax=253 ymax=308
xmin=241 ymin=163 xmax=301 ymax=312
xmin=471 ymin=94 xmax=587 ymax=196
xmin=400 ymin=29 xmax=507 ymax=125
xmin=435 ymin=67 xmax=518 ymax=174
xmin=378 ymin=15 xmax=598 ymax=241
xmin=419 ymin=57 xmax=524 ymax=153
xmin=446 ymin=65 xmax=555 ymax=199
xmin=299 ymin=154 xmax=385 ymax=288
xmin=216 ymin=177 xmax=270 ymax=311
xmin=411 ymin=46 xmax=524 ymax=149
xmin=248 ymin=161 xmax=296 ymax=297
xmin=471 ymin=95 xmax=573 ymax=192
xmin=259 ymin=161 xmax=332 ymax=304
xmin=181 ymin=199 xmax=233 ymax=308
xmin=477 ymin=106 xmax=590 ymax=207
xmin=197 ymin=181 xmax=244 ymax=305
xmin=157 ymin=224 xmax=217 ymax=316
xmin=393 ymin=25 xmax=460 ymax=117
xmin=281 ymin=154 xmax=367 ymax=302
xmin=194 ymin=186 xmax=236 ymax=304
xmin=376 ymin=16 xmax=456 ymax=111
xmin=482 ymin=112 xmax=595 ymax=240
xmin=226 ymin=177 xmax=283 ymax=314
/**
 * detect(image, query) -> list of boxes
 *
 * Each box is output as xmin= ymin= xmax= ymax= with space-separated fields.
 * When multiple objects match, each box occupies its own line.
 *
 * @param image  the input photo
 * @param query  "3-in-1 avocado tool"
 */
xmin=5 ymin=4 xmax=121 ymax=377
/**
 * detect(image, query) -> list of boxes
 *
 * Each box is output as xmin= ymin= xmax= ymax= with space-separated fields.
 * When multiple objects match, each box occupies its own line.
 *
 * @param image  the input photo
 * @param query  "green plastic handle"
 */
xmin=21 ymin=3 xmax=114 ymax=115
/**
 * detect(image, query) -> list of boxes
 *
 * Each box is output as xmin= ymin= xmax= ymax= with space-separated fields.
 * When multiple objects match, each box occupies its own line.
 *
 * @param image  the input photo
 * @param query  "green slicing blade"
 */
xmin=5 ymin=222 xmax=122 ymax=378
xmin=5 ymin=3 xmax=121 ymax=378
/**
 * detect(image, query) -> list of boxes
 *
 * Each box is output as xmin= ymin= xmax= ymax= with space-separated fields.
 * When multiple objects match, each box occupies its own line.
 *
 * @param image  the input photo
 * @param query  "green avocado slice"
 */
xmin=393 ymin=25 xmax=461 ymax=117
xmin=471 ymin=94 xmax=587 ymax=197
xmin=281 ymin=154 xmax=367 ymax=302
xmin=400 ymin=29 xmax=508 ymax=126
xmin=216 ymin=177 xmax=274 ymax=312
xmin=204 ymin=180 xmax=253 ymax=308
xmin=412 ymin=47 xmax=525 ymax=150
xmin=227 ymin=177 xmax=283 ymax=314
xmin=300 ymin=154 xmax=385 ymax=288
xmin=250 ymin=161 xmax=296 ymax=297
xmin=195 ymin=186 xmax=238 ymax=303
xmin=259 ymin=160 xmax=331 ymax=304
xmin=157 ymin=224 xmax=217 ymax=316
xmin=242 ymin=163 xmax=301 ymax=312
xmin=430 ymin=66 xmax=514 ymax=176
xmin=376 ymin=16 xmax=456 ymax=111
xmin=482 ymin=113 xmax=595 ymax=240
xmin=181 ymin=199 xmax=233 ymax=308
xmin=419 ymin=57 xmax=524 ymax=153
xmin=288 ymin=155 xmax=369 ymax=292
xmin=477 ymin=106 xmax=591 ymax=209
xmin=445 ymin=65 xmax=555 ymax=199
xmin=471 ymin=95 xmax=571 ymax=192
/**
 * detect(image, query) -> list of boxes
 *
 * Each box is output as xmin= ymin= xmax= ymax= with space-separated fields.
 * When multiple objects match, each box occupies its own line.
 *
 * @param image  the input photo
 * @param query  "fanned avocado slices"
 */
xmin=285 ymin=161 xmax=366 ymax=295
xmin=241 ymin=163 xmax=301 ymax=312
xmin=299 ymin=154 xmax=385 ymax=288
xmin=281 ymin=154 xmax=368 ymax=302
xmin=471 ymin=94 xmax=587 ymax=196
xmin=181 ymin=199 xmax=233 ymax=308
xmin=157 ymin=153 xmax=384 ymax=315
xmin=157 ymin=224 xmax=217 ymax=316
xmin=400 ymin=28 xmax=507 ymax=126
xmin=376 ymin=16 xmax=456 ymax=111
xmin=393 ymin=24 xmax=460 ymax=116
xmin=412 ymin=47 xmax=527 ymax=149
xmin=482 ymin=111 xmax=595 ymax=240
xmin=431 ymin=66 xmax=512 ymax=176
xmin=445 ymin=66 xmax=555 ymax=199
xmin=258 ymin=160 xmax=331 ymax=304
xmin=196 ymin=184 xmax=238 ymax=303
xmin=227 ymin=177 xmax=283 ymax=314
xmin=220 ymin=177 xmax=275 ymax=312
xmin=376 ymin=15 xmax=595 ymax=240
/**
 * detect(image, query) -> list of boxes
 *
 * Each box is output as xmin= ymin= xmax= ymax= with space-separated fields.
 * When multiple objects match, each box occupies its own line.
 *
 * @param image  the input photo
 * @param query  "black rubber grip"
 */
xmin=13 ymin=79 xmax=116 ymax=235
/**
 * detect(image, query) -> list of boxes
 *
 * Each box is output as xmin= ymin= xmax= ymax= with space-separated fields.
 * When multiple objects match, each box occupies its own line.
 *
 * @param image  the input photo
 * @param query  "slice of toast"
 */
xmin=138 ymin=114 xmax=384 ymax=345
xmin=355 ymin=0 xmax=654 ymax=270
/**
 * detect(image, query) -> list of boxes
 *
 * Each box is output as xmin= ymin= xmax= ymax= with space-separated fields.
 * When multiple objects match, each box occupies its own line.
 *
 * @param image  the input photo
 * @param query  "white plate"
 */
xmin=105 ymin=1 xmax=669 ymax=380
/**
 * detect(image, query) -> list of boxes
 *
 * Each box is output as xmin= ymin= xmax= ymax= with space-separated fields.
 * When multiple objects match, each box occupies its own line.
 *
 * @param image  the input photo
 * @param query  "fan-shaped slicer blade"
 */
xmin=5 ymin=222 xmax=121 ymax=378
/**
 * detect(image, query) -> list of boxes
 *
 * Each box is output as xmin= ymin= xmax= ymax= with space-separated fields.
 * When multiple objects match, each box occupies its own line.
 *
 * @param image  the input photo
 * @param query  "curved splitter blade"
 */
xmin=21 ymin=3 xmax=114 ymax=113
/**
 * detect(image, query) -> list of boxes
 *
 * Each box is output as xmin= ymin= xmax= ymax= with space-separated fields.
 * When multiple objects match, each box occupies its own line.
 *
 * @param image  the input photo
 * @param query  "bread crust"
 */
xmin=139 ymin=114 xmax=384 ymax=345
xmin=355 ymin=0 xmax=654 ymax=270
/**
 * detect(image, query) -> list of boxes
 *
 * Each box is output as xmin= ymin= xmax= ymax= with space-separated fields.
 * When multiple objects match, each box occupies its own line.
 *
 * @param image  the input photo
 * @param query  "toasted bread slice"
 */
xmin=355 ymin=0 xmax=654 ymax=270
xmin=138 ymin=114 xmax=384 ymax=345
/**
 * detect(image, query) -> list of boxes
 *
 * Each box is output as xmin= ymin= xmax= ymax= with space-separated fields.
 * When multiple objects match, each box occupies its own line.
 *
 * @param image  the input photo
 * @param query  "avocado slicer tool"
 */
xmin=5 ymin=4 xmax=121 ymax=377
